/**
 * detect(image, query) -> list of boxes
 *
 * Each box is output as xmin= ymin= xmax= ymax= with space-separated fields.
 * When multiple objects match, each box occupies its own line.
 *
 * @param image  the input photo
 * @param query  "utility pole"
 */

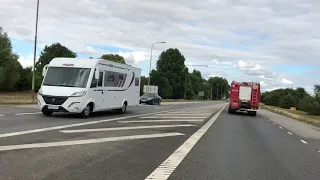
xmin=147 ymin=42 xmax=165 ymax=93
xmin=32 ymin=0 xmax=40 ymax=102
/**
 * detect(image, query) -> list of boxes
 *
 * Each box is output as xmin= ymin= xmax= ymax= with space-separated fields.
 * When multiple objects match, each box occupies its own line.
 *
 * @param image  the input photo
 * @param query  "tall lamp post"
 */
xmin=32 ymin=0 xmax=40 ymax=102
xmin=184 ymin=65 xmax=208 ymax=99
xmin=147 ymin=41 xmax=166 ymax=92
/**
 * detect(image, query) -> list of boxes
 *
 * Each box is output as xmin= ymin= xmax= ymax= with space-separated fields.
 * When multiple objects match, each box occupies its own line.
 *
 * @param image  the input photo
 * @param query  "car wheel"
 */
xmin=42 ymin=110 xmax=53 ymax=116
xmin=80 ymin=104 xmax=91 ymax=118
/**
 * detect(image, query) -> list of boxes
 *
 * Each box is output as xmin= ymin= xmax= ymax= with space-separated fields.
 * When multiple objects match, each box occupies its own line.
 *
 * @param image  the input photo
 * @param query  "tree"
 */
xmin=100 ymin=54 xmax=126 ymax=64
xmin=35 ymin=42 xmax=77 ymax=72
xmin=34 ymin=42 xmax=77 ymax=90
xmin=279 ymin=93 xmax=296 ymax=109
xmin=314 ymin=84 xmax=320 ymax=97
xmin=156 ymin=48 xmax=186 ymax=99
xmin=14 ymin=66 xmax=32 ymax=91
xmin=140 ymin=76 xmax=148 ymax=95
xmin=0 ymin=27 xmax=21 ymax=91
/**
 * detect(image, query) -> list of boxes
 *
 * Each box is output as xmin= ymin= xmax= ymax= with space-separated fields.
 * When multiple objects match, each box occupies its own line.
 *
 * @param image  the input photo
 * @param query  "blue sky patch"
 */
xmin=11 ymin=39 xmax=39 ymax=56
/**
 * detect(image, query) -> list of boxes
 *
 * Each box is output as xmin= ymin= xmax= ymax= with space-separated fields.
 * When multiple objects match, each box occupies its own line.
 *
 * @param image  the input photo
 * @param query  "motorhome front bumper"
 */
xmin=37 ymin=94 xmax=86 ymax=113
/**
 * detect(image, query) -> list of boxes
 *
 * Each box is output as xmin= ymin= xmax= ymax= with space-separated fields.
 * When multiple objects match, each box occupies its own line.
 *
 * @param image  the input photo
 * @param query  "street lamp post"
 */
xmin=184 ymin=65 xmax=208 ymax=99
xmin=147 ymin=41 xmax=165 ymax=92
xmin=32 ymin=0 xmax=40 ymax=102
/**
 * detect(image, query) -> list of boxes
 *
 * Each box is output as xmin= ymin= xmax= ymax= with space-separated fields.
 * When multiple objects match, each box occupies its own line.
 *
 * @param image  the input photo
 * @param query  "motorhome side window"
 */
xmin=90 ymin=71 xmax=97 ymax=88
xmin=104 ymin=71 xmax=120 ymax=87
xmin=98 ymin=72 xmax=103 ymax=87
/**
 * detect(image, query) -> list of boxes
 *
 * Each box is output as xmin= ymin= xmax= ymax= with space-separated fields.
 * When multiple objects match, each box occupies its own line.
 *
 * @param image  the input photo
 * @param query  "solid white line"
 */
xmin=140 ymin=116 xmax=207 ymax=119
xmin=145 ymin=104 xmax=227 ymax=180
xmin=300 ymin=140 xmax=308 ymax=144
xmin=118 ymin=120 xmax=204 ymax=123
xmin=15 ymin=112 xmax=42 ymax=116
xmin=287 ymin=132 xmax=293 ymax=135
xmin=0 ymin=105 xmax=222 ymax=139
xmin=61 ymin=124 xmax=196 ymax=133
xmin=0 ymin=132 xmax=184 ymax=152
xmin=279 ymin=126 xmax=283 ymax=129
xmin=153 ymin=113 xmax=212 ymax=116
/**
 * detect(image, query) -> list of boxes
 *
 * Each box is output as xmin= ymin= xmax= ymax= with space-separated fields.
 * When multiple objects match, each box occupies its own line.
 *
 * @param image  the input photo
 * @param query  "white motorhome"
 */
xmin=37 ymin=58 xmax=141 ymax=118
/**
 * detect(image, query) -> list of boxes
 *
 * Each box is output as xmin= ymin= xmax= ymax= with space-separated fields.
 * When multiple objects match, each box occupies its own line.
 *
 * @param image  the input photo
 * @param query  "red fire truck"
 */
xmin=228 ymin=81 xmax=260 ymax=116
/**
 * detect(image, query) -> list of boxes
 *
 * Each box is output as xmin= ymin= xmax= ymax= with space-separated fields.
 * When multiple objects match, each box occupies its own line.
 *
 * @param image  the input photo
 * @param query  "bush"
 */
xmin=279 ymin=93 xmax=296 ymax=109
xmin=307 ymin=96 xmax=320 ymax=115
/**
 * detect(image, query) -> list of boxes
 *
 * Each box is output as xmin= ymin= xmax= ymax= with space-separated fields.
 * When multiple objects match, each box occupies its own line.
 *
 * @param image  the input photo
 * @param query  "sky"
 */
xmin=1 ymin=0 xmax=318 ymax=93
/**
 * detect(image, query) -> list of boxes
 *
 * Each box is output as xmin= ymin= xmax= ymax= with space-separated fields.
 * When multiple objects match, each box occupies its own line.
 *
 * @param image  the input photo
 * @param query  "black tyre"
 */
xmin=118 ymin=102 xmax=127 ymax=114
xmin=80 ymin=104 xmax=91 ymax=118
xmin=228 ymin=108 xmax=234 ymax=114
xmin=42 ymin=110 xmax=53 ymax=116
xmin=248 ymin=111 xmax=257 ymax=116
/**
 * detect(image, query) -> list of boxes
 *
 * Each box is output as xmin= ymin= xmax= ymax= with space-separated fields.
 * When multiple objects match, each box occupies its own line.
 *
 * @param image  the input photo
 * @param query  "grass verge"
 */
xmin=260 ymin=103 xmax=320 ymax=127
xmin=0 ymin=92 xmax=37 ymax=104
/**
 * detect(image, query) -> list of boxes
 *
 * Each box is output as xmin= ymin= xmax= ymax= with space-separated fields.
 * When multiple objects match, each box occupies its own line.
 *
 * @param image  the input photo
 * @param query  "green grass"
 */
xmin=0 ymin=92 xmax=37 ymax=104
xmin=261 ymin=104 xmax=320 ymax=127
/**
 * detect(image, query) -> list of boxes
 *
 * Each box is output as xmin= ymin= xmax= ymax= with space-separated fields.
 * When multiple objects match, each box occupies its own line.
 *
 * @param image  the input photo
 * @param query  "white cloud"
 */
xmin=280 ymin=78 xmax=293 ymax=85
xmin=208 ymin=73 xmax=221 ymax=78
xmin=1 ymin=0 xmax=319 ymax=91
xmin=260 ymin=81 xmax=267 ymax=87
xmin=212 ymin=59 xmax=232 ymax=65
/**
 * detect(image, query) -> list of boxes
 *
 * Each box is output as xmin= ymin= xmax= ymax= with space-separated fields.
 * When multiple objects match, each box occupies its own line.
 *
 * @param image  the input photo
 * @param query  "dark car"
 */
xmin=140 ymin=93 xmax=161 ymax=105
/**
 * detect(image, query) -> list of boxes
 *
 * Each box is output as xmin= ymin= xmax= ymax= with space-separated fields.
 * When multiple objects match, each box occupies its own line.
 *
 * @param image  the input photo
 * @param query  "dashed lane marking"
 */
xmin=15 ymin=112 xmax=42 ymax=116
xmin=0 ymin=132 xmax=184 ymax=152
xmin=300 ymin=140 xmax=308 ymax=144
xmin=145 ymin=104 xmax=227 ymax=180
xmin=118 ymin=120 xmax=204 ymax=123
xmin=287 ymin=132 xmax=293 ymax=135
xmin=0 ymin=114 xmax=4 ymax=117
xmin=60 ymin=124 xmax=197 ymax=133
xmin=279 ymin=126 xmax=283 ymax=129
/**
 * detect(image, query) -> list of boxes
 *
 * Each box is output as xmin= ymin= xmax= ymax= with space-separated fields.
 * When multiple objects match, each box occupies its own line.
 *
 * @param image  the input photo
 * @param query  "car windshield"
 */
xmin=142 ymin=93 xmax=155 ymax=97
xmin=42 ymin=67 xmax=91 ymax=88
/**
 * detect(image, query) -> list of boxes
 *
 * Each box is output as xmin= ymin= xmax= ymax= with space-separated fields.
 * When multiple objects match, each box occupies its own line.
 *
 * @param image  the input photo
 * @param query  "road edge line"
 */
xmin=145 ymin=104 xmax=227 ymax=180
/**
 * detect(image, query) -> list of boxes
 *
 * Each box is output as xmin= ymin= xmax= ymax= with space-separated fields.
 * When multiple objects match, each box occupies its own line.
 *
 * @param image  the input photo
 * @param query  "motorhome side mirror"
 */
xmin=95 ymin=70 xmax=100 ymax=79
xmin=42 ymin=65 xmax=48 ymax=77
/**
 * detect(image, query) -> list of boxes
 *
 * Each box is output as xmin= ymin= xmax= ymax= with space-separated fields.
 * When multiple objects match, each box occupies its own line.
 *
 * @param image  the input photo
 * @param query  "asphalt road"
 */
xmin=0 ymin=102 xmax=319 ymax=180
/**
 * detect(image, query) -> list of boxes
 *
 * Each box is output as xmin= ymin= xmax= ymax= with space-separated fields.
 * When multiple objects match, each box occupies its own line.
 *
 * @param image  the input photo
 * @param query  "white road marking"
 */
xmin=279 ymin=126 xmax=283 ymax=129
xmin=300 ymin=140 xmax=308 ymax=144
xmin=15 ymin=112 xmax=42 ymax=116
xmin=0 ymin=132 xmax=184 ymax=152
xmin=287 ymin=132 xmax=293 ymax=135
xmin=61 ymin=124 xmax=196 ymax=133
xmin=145 ymin=104 xmax=227 ymax=180
xmin=118 ymin=120 xmax=204 ymax=123
xmin=140 ymin=116 xmax=207 ymax=119
xmin=153 ymin=113 xmax=212 ymax=116
xmin=0 ymin=105 xmax=222 ymax=139
xmin=272 ymin=122 xmax=275 ymax=124
xmin=0 ymin=114 xmax=4 ymax=117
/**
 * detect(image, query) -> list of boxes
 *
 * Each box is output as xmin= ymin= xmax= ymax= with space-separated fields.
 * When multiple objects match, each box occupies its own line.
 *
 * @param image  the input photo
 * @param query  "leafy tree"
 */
xmin=14 ymin=66 xmax=32 ymax=91
xmin=34 ymin=42 xmax=77 ymax=90
xmin=156 ymin=48 xmax=186 ymax=99
xmin=140 ymin=76 xmax=148 ymax=95
xmin=314 ymin=84 xmax=320 ymax=97
xmin=279 ymin=93 xmax=296 ymax=109
xmin=100 ymin=54 xmax=126 ymax=64
xmin=0 ymin=27 xmax=21 ymax=91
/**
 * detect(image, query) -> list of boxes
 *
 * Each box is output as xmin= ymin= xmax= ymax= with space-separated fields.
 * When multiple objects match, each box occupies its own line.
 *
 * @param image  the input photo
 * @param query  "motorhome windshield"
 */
xmin=42 ymin=67 xmax=91 ymax=88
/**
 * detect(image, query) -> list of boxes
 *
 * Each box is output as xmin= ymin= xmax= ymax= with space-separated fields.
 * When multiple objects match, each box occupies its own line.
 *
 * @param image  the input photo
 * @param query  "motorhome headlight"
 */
xmin=71 ymin=91 xmax=87 ymax=97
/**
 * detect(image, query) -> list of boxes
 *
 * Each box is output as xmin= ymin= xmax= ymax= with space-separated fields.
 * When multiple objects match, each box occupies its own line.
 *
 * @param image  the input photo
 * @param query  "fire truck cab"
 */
xmin=228 ymin=81 xmax=260 ymax=116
